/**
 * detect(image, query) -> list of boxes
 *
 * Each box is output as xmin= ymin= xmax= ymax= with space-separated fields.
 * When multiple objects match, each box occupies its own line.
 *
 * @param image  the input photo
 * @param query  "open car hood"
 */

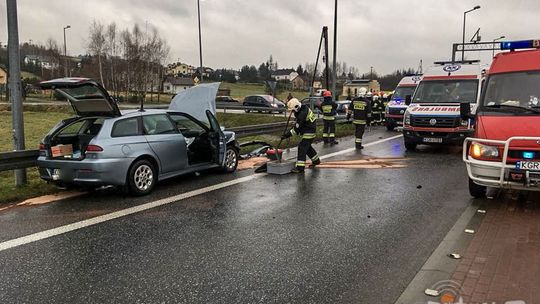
xmin=39 ymin=78 xmax=121 ymax=117
xmin=168 ymin=83 xmax=220 ymax=124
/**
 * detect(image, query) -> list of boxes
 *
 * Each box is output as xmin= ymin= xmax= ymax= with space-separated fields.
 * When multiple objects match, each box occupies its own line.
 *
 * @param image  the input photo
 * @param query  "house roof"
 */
xmin=164 ymin=76 xmax=194 ymax=86
xmin=272 ymin=69 xmax=296 ymax=76
xmin=344 ymin=79 xmax=374 ymax=85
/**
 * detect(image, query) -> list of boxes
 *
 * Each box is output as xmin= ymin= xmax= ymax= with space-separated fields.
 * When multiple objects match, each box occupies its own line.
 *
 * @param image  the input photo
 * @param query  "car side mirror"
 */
xmin=460 ymin=102 xmax=473 ymax=120
xmin=405 ymin=95 xmax=412 ymax=106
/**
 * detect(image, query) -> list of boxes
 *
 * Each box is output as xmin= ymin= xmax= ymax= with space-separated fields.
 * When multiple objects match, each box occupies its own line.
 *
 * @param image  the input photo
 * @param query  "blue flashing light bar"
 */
xmin=500 ymin=39 xmax=540 ymax=50
xmin=523 ymin=151 xmax=535 ymax=159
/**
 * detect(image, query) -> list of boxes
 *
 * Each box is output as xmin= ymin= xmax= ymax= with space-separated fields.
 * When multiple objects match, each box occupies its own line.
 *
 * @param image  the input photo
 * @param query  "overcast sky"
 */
xmin=1 ymin=0 xmax=538 ymax=74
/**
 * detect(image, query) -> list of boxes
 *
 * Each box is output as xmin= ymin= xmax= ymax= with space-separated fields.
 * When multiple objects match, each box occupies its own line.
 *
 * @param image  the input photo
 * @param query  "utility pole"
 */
xmin=197 ymin=0 xmax=203 ymax=82
xmin=6 ymin=0 xmax=26 ymax=186
xmin=331 ymin=0 xmax=338 ymax=99
xmin=63 ymin=25 xmax=71 ymax=77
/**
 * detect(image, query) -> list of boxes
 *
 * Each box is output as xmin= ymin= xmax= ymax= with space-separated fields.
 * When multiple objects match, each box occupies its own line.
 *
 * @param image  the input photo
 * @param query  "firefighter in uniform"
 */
xmin=282 ymin=98 xmax=321 ymax=173
xmin=371 ymin=94 xmax=382 ymax=125
xmin=349 ymin=94 xmax=372 ymax=149
xmin=320 ymin=90 xmax=338 ymax=145
xmin=381 ymin=93 xmax=389 ymax=124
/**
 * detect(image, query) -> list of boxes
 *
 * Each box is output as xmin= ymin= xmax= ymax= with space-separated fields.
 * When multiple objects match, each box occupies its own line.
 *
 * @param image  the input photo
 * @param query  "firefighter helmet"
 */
xmin=287 ymin=98 xmax=302 ymax=112
xmin=322 ymin=90 xmax=332 ymax=97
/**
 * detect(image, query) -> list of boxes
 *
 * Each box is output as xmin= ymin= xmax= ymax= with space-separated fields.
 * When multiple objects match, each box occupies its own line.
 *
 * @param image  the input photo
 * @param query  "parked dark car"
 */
xmin=336 ymin=100 xmax=351 ymax=114
xmin=300 ymin=97 xmax=323 ymax=109
xmin=215 ymin=96 xmax=239 ymax=103
xmin=243 ymin=95 xmax=286 ymax=113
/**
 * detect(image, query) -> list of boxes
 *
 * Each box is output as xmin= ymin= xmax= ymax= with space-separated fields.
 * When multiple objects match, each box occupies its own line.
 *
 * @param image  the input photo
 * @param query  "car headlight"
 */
xmin=470 ymin=142 xmax=500 ymax=159
xmin=272 ymin=103 xmax=278 ymax=108
xmin=404 ymin=112 xmax=411 ymax=125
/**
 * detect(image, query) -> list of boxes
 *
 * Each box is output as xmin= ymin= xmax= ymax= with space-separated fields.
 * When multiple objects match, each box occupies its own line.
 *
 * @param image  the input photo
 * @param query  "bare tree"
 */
xmin=106 ymin=22 xmax=117 ymax=96
xmin=87 ymin=20 xmax=106 ymax=86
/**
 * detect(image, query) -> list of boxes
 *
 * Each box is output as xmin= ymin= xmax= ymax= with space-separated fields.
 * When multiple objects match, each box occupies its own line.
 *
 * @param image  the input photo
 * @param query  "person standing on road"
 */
xmin=282 ymin=98 xmax=321 ymax=173
xmin=286 ymin=92 xmax=293 ymax=101
xmin=349 ymin=94 xmax=372 ymax=149
xmin=371 ymin=94 xmax=382 ymax=125
xmin=320 ymin=90 xmax=338 ymax=145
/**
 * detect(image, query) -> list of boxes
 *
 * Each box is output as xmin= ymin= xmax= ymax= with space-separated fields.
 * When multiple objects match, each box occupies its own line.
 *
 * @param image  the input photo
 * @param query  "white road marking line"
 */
xmin=319 ymin=134 xmax=403 ymax=160
xmin=0 ymin=134 xmax=404 ymax=252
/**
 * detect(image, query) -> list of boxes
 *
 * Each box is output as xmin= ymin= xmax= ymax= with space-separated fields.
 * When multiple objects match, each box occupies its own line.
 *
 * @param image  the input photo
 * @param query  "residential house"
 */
xmin=167 ymin=62 xmax=196 ymax=77
xmin=291 ymin=75 xmax=306 ymax=90
xmin=341 ymin=79 xmax=381 ymax=97
xmin=0 ymin=65 xmax=7 ymax=85
xmin=272 ymin=69 xmax=299 ymax=82
xmin=312 ymin=80 xmax=323 ymax=89
xmin=163 ymin=77 xmax=195 ymax=94
xmin=24 ymin=55 xmax=59 ymax=70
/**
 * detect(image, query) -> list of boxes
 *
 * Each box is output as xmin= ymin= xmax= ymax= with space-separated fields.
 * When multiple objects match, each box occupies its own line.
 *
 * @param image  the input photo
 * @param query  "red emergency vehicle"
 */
xmin=463 ymin=39 xmax=540 ymax=198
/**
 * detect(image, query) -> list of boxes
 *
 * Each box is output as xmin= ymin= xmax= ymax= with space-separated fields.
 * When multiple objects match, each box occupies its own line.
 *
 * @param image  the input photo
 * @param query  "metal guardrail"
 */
xmin=0 ymin=149 xmax=39 ymax=171
xmin=0 ymin=117 xmax=348 ymax=172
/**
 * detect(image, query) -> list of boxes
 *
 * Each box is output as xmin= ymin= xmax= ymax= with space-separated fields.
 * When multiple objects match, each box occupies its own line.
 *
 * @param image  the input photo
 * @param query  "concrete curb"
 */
xmin=394 ymin=199 xmax=487 ymax=304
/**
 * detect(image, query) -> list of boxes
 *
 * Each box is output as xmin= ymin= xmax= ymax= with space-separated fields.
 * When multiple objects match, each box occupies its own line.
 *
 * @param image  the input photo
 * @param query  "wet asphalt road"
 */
xmin=0 ymin=128 xmax=475 ymax=304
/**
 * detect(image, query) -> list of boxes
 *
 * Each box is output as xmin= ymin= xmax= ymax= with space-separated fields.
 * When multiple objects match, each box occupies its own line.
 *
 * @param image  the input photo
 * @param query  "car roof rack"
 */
xmin=433 ymin=60 xmax=480 ymax=65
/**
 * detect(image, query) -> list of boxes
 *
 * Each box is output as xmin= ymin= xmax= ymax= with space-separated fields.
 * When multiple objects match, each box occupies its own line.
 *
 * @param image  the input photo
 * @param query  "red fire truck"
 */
xmin=462 ymin=39 xmax=540 ymax=198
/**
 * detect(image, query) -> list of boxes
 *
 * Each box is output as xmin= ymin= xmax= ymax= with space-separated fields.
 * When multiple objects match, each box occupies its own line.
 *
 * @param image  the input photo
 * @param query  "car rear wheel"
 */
xmin=128 ymin=159 xmax=156 ymax=196
xmin=221 ymin=147 xmax=239 ymax=173
xmin=469 ymin=178 xmax=487 ymax=198
xmin=245 ymin=109 xmax=251 ymax=113
xmin=404 ymin=140 xmax=417 ymax=151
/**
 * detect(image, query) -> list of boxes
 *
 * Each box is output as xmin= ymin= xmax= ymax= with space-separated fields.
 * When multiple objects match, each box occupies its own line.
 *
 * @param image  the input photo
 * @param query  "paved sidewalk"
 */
xmin=450 ymin=192 xmax=540 ymax=304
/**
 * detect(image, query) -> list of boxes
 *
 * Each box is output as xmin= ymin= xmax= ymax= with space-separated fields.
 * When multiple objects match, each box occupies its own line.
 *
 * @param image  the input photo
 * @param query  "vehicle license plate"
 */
xmin=516 ymin=161 xmax=540 ymax=171
xmin=423 ymin=137 xmax=443 ymax=143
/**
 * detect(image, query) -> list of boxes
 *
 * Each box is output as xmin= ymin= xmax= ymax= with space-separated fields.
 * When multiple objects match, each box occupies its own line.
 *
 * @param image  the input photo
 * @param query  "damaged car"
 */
xmin=37 ymin=78 xmax=239 ymax=195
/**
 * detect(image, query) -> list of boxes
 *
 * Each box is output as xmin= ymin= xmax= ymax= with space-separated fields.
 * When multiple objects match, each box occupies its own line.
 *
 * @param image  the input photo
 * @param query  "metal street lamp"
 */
xmin=197 ymin=0 xmax=203 ymax=82
xmin=331 ymin=0 xmax=337 ymax=99
xmin=63 ymin=25 xmax=71 ymax=77
xmin=492 ymin=35 xmax=506 ymax=58
xmin=461 ymin=5 xmax=480 ymax=61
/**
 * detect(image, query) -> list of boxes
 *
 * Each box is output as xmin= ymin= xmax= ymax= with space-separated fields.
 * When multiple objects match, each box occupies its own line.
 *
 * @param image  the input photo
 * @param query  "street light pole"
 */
xmin=492 ymin=35 xmax=505 ymax=58
xmin=6 ymin=0 xmax=26 ymax=186
xmin=462 ymin=5 xmax=480 ymax=61
xmin=197 ymin=0 xmax=203 ymax=82
xmin=331 ymin=0 xmax=337 ymax=100
xmin=63 ymin=25 xmax=71 ymax=77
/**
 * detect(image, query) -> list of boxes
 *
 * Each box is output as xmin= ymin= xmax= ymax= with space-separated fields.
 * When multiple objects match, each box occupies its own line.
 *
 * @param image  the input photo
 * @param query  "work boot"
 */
xmin=310 ymin=159 xmax=321 ymax=167
xmin=291 ymin=166 xmax=305 ymax=173
xmin=330 ymin=140 xmax=339 ymax=145
xmin=356 ymin=143 xmax=364 ymax=150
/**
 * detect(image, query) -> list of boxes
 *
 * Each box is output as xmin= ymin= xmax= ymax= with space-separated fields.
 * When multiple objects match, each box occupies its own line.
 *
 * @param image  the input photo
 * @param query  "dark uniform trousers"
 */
xmin=322 ymin=120 xmax=336 ymax=143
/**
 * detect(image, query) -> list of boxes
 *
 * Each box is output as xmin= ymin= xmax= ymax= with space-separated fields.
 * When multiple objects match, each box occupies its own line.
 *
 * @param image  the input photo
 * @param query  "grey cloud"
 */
xmin=0 ymin=0 xmax=538 ymax=74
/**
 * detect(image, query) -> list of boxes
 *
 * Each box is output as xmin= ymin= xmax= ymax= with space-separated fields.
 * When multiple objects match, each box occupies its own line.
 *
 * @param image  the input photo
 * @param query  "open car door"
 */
xmin=206 ymin=110 xmax=225 ymax=166
xmin=39 ymin=78 xmax=121 ymax=117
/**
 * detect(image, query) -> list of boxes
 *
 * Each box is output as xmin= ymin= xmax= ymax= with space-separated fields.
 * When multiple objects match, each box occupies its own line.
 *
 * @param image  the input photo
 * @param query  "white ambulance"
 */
xmin=385 ymin=75 xmax=422 ymax=130
xmin=402 ymin=61 xmax=488 ymax=150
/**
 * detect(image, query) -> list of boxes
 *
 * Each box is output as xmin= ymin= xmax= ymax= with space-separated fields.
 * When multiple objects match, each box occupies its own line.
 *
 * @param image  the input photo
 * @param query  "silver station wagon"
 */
xmin=38 ymin=78 xmax=239 ymax=195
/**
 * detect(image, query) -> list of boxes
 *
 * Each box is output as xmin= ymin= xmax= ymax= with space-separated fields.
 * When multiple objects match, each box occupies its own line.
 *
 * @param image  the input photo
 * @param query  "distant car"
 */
xmin=243 ymin=95 xmax=286 ymax=113
xmin=215 ymin=96 xmax=239 ymax=103
xmin=37 ymin=78 xmax=239 ymax=196
xmin=300 ymin=96 xmax=323 ymax=109
xmin=336 ymin=100 xmax=351 ymax=115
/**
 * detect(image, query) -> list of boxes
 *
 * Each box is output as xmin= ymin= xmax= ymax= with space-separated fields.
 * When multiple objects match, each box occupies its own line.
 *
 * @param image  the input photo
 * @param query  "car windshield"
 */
xmin=392 ymin=86 xmax=416 ymax=101
xmin=413 ymin=80 xmax=478 ymax=103
xmin=483 ymin=71 xmax=540 ymax=111
xmin=264 ymin=96 xmax=283 ymax=104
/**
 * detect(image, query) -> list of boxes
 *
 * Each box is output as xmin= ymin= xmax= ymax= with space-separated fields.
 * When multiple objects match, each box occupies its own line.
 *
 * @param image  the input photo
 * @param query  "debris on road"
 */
xmin=311 ymin=157 xmax=408 ymax=169
xmin=448 ymin=253 xmax=462 ymax=259
xmin=464 ymin=229 xmax=475 ymax=234
xmin=424 ymin=288 xmax=440 ymax=297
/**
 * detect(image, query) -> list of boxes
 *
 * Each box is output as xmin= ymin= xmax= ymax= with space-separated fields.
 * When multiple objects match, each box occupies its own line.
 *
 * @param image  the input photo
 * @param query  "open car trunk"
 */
xmin=44 ymin=117 xmax=105 ymax=160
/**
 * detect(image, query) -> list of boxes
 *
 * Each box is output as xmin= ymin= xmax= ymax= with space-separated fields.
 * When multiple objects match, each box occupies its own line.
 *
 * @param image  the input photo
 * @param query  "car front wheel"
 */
xmin=128 ymin=159 xmax=156 ymax=196
xmin=404 ymin=140 xmax=417 ymax=151
xmin=222 ymin=147 xmax=239 ymax=173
